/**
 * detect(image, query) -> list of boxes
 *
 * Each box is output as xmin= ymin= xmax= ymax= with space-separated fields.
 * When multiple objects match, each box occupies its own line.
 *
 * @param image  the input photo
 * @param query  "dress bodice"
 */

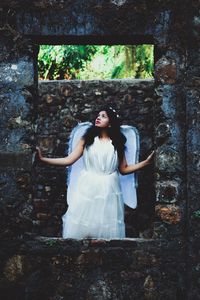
xmin=82 ymin=136 xmax=119 ymax=175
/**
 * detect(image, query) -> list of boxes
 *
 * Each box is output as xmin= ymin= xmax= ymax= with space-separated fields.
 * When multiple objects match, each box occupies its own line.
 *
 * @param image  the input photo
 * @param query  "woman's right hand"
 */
xmin=36 ymin=146 xmax=43 ymax=161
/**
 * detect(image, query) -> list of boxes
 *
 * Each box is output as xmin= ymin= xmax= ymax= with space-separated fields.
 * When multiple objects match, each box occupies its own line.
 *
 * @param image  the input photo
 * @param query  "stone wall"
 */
xmin=185 ymin=1 xmax=200 ymax=298
xmin=0 ymin=0 xmax=199 ymax=299
xmin=1 ymin=237 xmax=185 ymax=300
xmin=0 ymin=34 xmax=37 ymax=239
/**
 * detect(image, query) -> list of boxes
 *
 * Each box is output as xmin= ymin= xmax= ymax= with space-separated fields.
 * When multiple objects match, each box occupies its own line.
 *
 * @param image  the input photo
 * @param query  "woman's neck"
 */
xmin=99 ymin=129 xmax=109 ymax=139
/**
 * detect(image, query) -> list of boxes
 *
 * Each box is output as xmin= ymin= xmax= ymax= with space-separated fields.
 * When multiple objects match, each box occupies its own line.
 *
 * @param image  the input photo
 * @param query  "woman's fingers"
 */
xmin=149 ymin=150 xmax=154 ymax=158
xmin=146 ymin=150 xmax=155 ymax=162
xmin=36 ymin=146 xmax=40 ymax=154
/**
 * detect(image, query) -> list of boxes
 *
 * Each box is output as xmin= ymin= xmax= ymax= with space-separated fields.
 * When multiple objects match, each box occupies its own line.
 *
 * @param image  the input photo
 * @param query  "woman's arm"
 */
xmin=36 ymin=138 xmax=85 ymax=167
xmin=119 ymin=151 xmax=154 ymax=175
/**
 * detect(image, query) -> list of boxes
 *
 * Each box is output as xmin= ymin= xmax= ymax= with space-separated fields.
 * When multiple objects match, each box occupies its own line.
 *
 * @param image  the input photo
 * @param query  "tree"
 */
xmin=38 ymin=45 xmax=97 ymax=80
xmin=38 ymin=45 xmax=154 ymax=80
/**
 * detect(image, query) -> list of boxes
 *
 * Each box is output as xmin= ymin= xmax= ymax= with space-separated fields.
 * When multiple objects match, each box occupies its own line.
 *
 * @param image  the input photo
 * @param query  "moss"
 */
xmin=193 ymin=210 xmax=200 ymax=219
xmin=4 ymin=255 xmax=30 ymax=282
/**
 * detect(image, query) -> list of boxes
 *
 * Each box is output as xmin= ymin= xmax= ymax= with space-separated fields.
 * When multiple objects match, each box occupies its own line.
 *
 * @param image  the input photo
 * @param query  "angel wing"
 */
xmin=119 ymin=125 xmax=140 ymax=209
xmin=66 ymin=123 xmax=140 ymax=209
xmin=66 ymin=122 xmax=92 ymax=205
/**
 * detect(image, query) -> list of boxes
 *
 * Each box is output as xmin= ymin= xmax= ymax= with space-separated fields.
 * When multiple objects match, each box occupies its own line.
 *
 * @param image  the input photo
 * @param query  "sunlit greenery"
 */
xmin=38 ymin=45 xmax=154 ymax=80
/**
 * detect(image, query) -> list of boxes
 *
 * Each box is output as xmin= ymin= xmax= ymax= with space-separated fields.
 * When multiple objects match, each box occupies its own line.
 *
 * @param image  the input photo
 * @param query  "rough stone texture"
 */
xmin=0 ymin=0 xmax=198 ymax=299
xmin=185 ymin=1 xmax=200 ymax=298
xmin=0 ymin=237 xmax=186 ymax=300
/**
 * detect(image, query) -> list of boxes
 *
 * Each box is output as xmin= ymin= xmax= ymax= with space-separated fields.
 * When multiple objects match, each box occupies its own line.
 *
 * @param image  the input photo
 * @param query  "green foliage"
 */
xmin=38 ymin=45 xmax=154 ymax=80
xmin=193 ymin=210 xmax=200 ymax=219
xmin=38 ymin=45 xmax=97 ymax=80
xmin=44 ymin=239 xmax=59 ymax=247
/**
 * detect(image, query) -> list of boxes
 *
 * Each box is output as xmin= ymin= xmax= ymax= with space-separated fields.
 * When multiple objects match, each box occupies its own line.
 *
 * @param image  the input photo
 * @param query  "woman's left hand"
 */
xmin=145 ymin=151 xmax=155 ymax=164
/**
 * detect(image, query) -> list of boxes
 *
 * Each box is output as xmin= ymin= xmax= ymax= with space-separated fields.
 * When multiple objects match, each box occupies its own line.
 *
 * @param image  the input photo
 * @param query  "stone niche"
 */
xmin=34 ymin=79 xmax=155 ymax=238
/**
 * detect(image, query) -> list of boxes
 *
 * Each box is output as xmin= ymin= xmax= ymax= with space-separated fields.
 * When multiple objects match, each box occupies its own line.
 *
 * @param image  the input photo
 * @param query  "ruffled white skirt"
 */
xmin=62 ymin=169 xmax=125 ymax=239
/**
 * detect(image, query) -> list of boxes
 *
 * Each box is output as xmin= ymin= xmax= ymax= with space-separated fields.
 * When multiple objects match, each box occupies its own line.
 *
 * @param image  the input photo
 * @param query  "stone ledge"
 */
xmin=0 ymin=236 xmax=186 ymax=299
xmin=38 ymin=78 xmax=155 ymax=84
xmin=0 ymin=236 xmax=185 ymax=254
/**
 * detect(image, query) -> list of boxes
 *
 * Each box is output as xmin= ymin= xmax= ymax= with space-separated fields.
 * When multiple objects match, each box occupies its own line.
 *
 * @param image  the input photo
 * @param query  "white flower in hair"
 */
xmin=109 ymin=106 xmax=120 ymax=118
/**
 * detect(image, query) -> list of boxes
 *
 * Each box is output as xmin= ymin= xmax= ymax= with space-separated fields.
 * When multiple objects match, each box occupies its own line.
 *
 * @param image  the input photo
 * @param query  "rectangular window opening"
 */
xmin=38 ymin=44 xmax=154 ymax=81
xmin=35 ymin=42 xmax=155 ymax=239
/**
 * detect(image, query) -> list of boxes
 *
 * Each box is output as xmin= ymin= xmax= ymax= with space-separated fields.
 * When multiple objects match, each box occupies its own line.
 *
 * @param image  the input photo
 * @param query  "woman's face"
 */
xmin=95 ymin=110 xmax=110 ymax=128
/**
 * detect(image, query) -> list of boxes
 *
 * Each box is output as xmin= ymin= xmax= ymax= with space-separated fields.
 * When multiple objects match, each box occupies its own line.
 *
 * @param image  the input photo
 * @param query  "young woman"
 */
xmin=36 ymin=106 xmax=154 ymax=239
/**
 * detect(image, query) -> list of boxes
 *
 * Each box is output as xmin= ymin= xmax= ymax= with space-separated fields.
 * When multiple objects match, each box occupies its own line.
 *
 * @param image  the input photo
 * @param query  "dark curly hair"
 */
xmin=82 ymin=105 xmax=126 ymax=162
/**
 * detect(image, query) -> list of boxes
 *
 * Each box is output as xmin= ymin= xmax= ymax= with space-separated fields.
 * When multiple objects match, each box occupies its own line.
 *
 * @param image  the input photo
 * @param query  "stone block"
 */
xmin=155 ymin=57 xmax=177 ymax=84
xmin=75 ymin=250 xmax=103 ymax=265
xmin=0 ymin=151 xmax=32 ymax=170
xmin=33 ymin=198 xmax=49 ymax=211
xmin=155 ymin=146 xmax=182 ymax=173
xmin=3 ymin=255 xmax=30 ymax=282
xmin=0 ymin=170 xmax=21 ymax=200
xmin=0 ymin=58 xmax=34 ymax=88
xmin=155 ymin=204 xmax=181 ymax=224
xmin=155 ymin=180 xmax=180 ymax=203
xmin=155 ymin=122 xmax=171 ymax=140
xmin=36 ymin=213 xmax=51 ymax=221
xmin=0 ymin=91 xmax=31 ymax=127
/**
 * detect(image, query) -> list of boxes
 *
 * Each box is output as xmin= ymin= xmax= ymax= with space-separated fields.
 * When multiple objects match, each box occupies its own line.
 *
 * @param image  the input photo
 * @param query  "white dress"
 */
xmin=62 ymin=136 xmax=125 ymax=239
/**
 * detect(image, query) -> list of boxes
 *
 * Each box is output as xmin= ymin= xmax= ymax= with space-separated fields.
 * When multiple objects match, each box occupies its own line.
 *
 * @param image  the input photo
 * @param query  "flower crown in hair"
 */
xmin=109 ymin=106 xmax=120 ymax=118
